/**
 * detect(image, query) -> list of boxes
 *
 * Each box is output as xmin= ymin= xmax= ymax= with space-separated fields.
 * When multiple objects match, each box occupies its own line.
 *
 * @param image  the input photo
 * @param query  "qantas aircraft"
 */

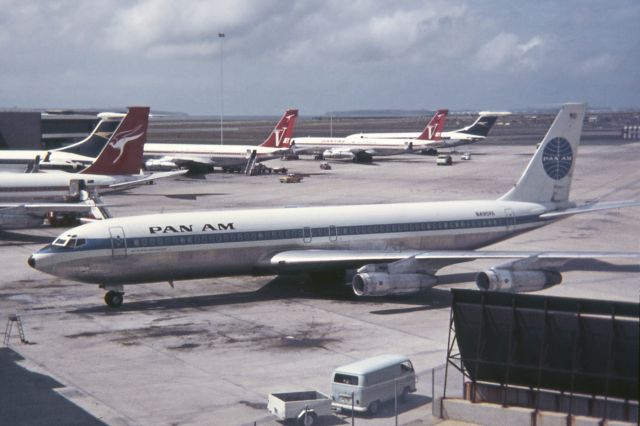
xmin=291 ymin=109 xmax=448 ymax=162
xmin=28 ymin=104 xmax=639 ymax=307
xmin=0 ymin=112 xmax=124 ymax=172
xmin=144 ymin=109 xmax=298 ymax=173
xmin=347 ymin=111 xmax=510 ymax=146
xmin=0 ymin=107 xmax=185 ymax=229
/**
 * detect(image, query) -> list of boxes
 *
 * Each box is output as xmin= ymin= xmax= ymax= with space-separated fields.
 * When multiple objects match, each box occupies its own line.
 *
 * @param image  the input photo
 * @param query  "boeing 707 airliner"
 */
xmin=28 ymin=104 xmax=639 ymax=307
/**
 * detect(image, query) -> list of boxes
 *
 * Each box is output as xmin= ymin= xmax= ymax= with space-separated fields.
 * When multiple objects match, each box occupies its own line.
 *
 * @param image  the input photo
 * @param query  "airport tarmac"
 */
xmin=1 ymin=139 xmax=639 ymax=425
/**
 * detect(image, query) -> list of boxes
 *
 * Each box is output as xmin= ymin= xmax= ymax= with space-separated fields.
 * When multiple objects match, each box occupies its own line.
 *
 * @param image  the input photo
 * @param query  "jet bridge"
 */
xmin=442 ymin=289 xmax=638 ymax=423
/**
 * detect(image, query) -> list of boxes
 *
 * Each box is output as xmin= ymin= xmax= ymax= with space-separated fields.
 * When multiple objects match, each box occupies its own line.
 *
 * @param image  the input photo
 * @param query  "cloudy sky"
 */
xmin=1 ymin=0 xmax=638 ymax=115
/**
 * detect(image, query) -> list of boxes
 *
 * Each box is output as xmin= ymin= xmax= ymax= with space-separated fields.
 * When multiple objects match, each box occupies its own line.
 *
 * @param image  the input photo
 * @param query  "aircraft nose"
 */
xmin=27 ymin=255 xmax=36 ymax=269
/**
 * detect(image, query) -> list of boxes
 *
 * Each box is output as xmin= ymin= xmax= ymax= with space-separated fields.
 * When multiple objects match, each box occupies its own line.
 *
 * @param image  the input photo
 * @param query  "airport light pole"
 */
xmin=218 ymin=32 xmax=225 ymax=144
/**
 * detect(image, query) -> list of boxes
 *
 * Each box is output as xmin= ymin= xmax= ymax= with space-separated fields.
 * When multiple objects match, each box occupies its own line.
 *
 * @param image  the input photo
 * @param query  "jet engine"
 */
xmin=322 ymin=149 xmax=355 ymax=161
xmin=145 ymin=158 xmax=178 ymax=171
xmin=475 ymin=268 xmax=562 ymax=293
xmin=352 ymin=272 xmax=437 ymax=296
xmin=322 ymin=149 xmax=373 ymax=163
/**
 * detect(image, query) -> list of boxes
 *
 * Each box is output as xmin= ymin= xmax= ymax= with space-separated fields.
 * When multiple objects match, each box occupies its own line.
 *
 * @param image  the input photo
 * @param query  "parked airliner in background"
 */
xmin=0 ymin=112 xmax=123 ymax=172
xmin=348 ymin=111 xmax=510 ymax=144
xmin=29 ymin=104 xmax=640 ymax=307
xmin=0 ymin=107 xmax=185 ymax=229
xmin=292 ymin=109 xmax=448 ymax=163
xmin=144 ymin=109 xmax=298 ymax=173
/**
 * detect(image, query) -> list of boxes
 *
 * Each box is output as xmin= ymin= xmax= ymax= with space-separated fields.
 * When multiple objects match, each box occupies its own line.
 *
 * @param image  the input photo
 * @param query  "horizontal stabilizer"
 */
xmin=107 ymin=169 xmax=187 ymax=189
xmin=540 ymin=200 xmax=640 ymax=219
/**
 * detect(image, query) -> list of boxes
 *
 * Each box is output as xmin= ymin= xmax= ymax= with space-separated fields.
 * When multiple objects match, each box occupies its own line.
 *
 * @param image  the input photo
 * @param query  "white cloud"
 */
xmin=474 ymin=32 xmax=545 ymax=72
xmin=0 ymin=0 xmax=638 ymax=113
xmin=576 ymin=53 xmax=619 ymax=75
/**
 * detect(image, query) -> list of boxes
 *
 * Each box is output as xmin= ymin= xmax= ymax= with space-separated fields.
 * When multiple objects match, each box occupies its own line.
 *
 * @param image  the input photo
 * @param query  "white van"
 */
xmin=330 ymin=354 xmax=417 ymax=415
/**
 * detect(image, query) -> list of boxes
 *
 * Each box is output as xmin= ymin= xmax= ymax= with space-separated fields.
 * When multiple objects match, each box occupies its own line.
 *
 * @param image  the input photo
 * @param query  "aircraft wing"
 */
xmin=265 ymin=249 xmax=639 ymax=273
xmin=540 ymin=200 xmax=640 ymax=219
xmin=165 ymin=156 xmax=217 ymax=167
xmin=0 ymin=203 xmax=99 ymax=215
xmin=108 ymin=169 xmax=188 ymax=189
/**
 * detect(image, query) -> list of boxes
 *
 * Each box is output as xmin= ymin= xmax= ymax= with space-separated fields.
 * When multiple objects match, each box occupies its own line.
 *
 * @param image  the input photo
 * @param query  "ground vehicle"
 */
xmin=319 ymin=162 xmax=332 ymax=170
xmin=280 ymin=173 xmax=304 ymax=183
xmin=461 ymin=152 xmax=471 ymax=160
xmin=330 ymin=354 xmax=416 ymax=415
xmin=268 ymin=391 xmax=332 ymax=425
xmin=436 ymin=154 xmax=453 ymax=165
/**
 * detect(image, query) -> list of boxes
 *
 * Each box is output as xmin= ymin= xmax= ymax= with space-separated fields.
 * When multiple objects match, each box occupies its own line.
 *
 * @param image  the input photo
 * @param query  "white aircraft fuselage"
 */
xmin=0 ymin=172 xmax=146 ymax=202
xmin=0 ymin=151 xmax=94 ymax=172
xmin=144 ymin=143 xmax=291 ymax=167
xmin=30 ymin=199 xmax=550 ymax=285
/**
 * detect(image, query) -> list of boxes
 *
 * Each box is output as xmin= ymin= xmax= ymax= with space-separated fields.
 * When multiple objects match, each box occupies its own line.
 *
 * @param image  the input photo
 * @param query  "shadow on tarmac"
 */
xmin=336 ymin=393 xmax=432 ymax=421
xmin=67 ymin=258 xmax=636 ymax=315
xmin=68 ymin=272 xmax=469 ymax=315
xmin=0 ymin=347 xmax=106 ymax=426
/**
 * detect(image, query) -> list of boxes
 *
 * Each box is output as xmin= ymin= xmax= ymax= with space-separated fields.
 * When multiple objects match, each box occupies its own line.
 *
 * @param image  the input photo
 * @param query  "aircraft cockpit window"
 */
xmin=52 ymin=235 xmax=84 ymax=249
xmin=52 ymin=237 xmax=71 ymax=247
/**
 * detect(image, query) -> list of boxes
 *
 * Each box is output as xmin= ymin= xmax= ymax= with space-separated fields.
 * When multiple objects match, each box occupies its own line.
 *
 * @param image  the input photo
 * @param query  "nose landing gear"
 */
xmin=100 ymin=284 xmax=125 ymax=308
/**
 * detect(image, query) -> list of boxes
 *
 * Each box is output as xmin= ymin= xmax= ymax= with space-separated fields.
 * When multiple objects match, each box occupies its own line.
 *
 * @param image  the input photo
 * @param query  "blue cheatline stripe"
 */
xmin=41 ymin=214 xmax=548 ymax=254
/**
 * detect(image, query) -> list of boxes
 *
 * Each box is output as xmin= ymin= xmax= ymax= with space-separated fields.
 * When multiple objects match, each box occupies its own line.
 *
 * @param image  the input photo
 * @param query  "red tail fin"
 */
xmin=416 ymin=109 xmax=448 ymax=141
xmin=259 ymin=109 xmax=298 ymax=148
xmin=80 ymin=106 xmax=150 ymax=175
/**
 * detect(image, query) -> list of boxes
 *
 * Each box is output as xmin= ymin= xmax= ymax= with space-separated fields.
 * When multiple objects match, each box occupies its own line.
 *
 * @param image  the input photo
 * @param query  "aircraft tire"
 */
xmin=104 ymin=291 xmax=124 ymax=308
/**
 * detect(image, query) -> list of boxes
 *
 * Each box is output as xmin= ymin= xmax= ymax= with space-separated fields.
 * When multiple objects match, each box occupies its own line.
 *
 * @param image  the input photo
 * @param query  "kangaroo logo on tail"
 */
xmin=110 ymin=124 xmax=145 ymax=163
xmin=80 ymin=106 xmax=150 ymax=176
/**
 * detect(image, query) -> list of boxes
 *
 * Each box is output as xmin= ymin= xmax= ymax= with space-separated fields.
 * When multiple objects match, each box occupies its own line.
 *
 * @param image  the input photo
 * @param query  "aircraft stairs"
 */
xmin=243 ymin=150 xmax=258 ymax=175
xmin=3 ymin=314 xmax=28 ymax=345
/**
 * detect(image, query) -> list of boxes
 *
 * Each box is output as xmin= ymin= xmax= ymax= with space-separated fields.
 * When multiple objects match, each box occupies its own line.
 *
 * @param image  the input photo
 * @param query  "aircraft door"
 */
xmin=504 ymin=208 xmax=516 ymax=231
xmin=303 ymin=227 xmax=312 ymax=244
xmin=109 ymin=226 xmax=127 ymax=257
xmin=329 ymin=225 xmax=338 ymax=242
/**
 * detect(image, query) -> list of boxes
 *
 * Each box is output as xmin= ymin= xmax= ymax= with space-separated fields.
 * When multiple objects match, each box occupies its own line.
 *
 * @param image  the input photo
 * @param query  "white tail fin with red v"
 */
xmin=415 ymin=109 xmax=448 ymax=141
xmin=259 ymin=109 xmax=298 ymax=148
xmin=80 ymin=106 xmax=150 ymax=176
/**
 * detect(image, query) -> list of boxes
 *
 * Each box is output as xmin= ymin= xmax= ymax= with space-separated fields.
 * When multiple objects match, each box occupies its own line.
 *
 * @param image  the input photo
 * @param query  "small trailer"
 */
xmin=267 ymin=391 xmax=332 ymax=425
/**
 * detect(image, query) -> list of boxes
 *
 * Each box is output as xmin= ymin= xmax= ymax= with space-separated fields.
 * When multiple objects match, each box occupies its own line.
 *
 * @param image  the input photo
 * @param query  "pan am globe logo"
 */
xmin=542 ymin=137 xmax=573 ymax=180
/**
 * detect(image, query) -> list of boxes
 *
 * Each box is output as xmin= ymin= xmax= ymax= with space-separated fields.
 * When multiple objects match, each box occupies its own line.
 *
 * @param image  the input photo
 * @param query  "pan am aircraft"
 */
xmin=0 ymin=107 xmax=185 ymax=229
xmin=144 ymin=109 xmax=298 ymax=173
xmin=28 ymin=104 xmax=639 ymax=307
xmin=291 ymin=109 xmax=448 ymax=162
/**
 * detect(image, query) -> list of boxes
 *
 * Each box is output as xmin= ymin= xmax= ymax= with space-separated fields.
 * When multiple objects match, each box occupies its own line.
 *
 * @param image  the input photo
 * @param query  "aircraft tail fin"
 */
xmin=454 ymin=114 xmax=500 ymax=138
xmin=54 ymin=113 xmax=125 ymax=158
xmin=499 ymin=103 xmax=586 ymax=206
xmin=259 ymin=109 xmax=298 ymax=148
xmin=415 ymin=109 xmax=448 ymax=141
xmin=80 ymin=106 xmax=150 ymax=176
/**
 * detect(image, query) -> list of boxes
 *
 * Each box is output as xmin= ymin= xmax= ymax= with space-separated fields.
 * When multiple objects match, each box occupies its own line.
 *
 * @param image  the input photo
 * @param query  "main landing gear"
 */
xmin=100 ymin=284 xmax=124 ymax=308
